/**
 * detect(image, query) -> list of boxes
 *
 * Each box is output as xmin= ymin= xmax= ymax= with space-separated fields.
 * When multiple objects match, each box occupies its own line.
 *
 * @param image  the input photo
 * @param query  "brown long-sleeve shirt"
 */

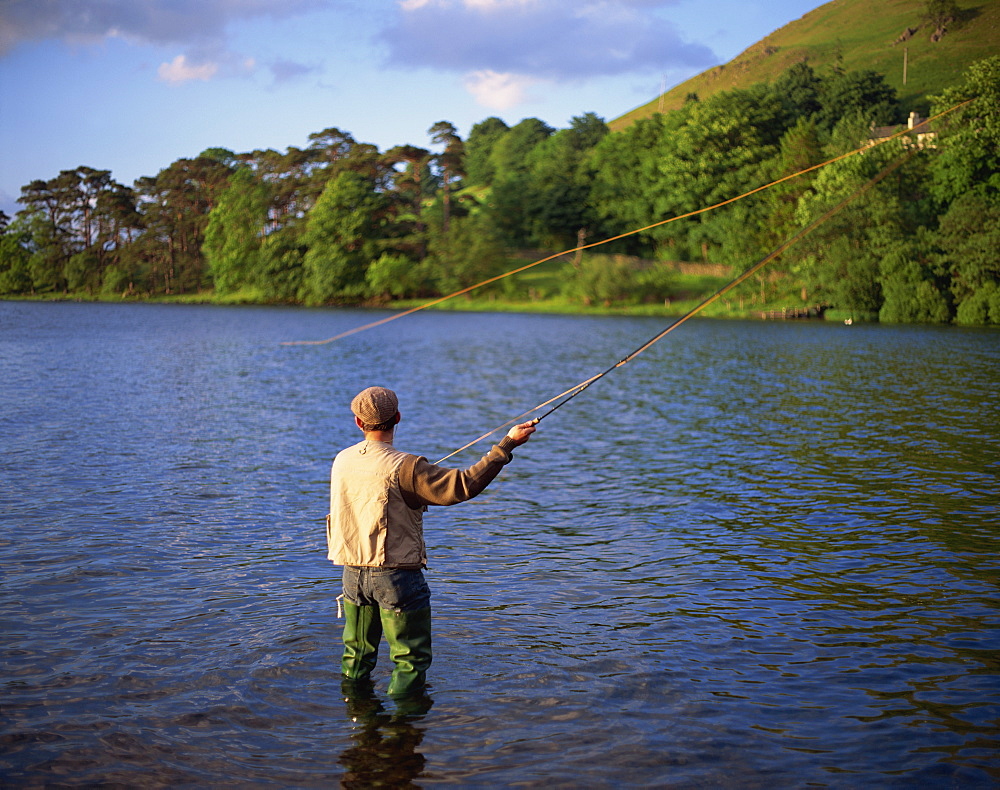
xmin=397 ymin=436 xmax=518 ymax=509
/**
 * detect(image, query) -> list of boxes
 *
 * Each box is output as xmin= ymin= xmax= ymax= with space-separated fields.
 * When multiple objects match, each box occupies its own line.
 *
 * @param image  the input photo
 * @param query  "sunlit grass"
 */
xmin=16 ymin=256 xmax=837 ymax=322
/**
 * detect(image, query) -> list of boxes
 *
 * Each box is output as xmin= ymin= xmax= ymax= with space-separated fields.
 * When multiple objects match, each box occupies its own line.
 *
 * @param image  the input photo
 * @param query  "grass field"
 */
xmin=390 ymin=254 xmax=820 ymax=321
xmin=11 ymin=255 xmax=837 ymax=322
xmin=612 ymin=0 xmax=999 ymax=129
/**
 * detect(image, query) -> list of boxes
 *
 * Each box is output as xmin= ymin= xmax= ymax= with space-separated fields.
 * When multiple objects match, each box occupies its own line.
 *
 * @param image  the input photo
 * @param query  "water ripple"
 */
xmin=1 ymin=303 xmax=998 ymax=786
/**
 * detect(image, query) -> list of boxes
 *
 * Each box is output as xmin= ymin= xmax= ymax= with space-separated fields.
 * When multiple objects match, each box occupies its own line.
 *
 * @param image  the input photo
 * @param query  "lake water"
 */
xmin=1 ymin=300 xmax=998 ymax=787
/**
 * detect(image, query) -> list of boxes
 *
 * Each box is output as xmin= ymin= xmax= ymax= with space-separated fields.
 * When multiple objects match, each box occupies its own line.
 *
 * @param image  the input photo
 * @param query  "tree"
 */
xmin=488 ymin=118 xmax=555 ymax=245
xmin=300 ymin=170 xmax=388 ymax=305
xmin=134 ymin=156 xmax=232 ymax=293
xmin=770 ymin=63 xmax=822 ymax=123
xmin=814 ymin=69 xmax=900 ymax=132
xmin=428 ymin=121 xmax=465 ymax=231
xmin=644 ymin=87 xmax=784 ymax=261
xmin=935 ymin=191 xmax=1000 ymax=324
xmin=18 ymin=172 xmax=81 ymax=286
xmin=793 ymin=146 xmax=926 ymax=318
xmin=365 ymin=253 xmax=423 ymax=301
xmin=589 ymin=112 xmax=681 ymax=257
xmin=563 ymin=254 xmax=639 ymax=306
xmin=489 ymin=118 xmax=554 ymax=184
xmin=0 ymin=214 xmax=33 ymax=294
xmin=199 ymin=147 xmax=240 ymax=169
xmin=878 ymin=240 xmax=950 ymax=323
xmin=302 ymin=127 xmax=360 ymax=203
xmin=929 ymin=56 xmax=1000 ymax=203
xmin=383 ymin=144 xmax=433 ymax=259
xmin=568 ymin=112 xmax=609 ymax=150
xmin=764 ymin=117 xmax=824 ymax=241
xmin=520 ymin=113 xmax=609 ymax=249
xmin=464 ymin=117 xmax=509 ymax=186
xmin=14 ymin=167 xmax=136 ymax=293
xmin=203 ymin=167 xmax=270 ymax=296
xmin=953 ymin=281 xmax=1000 ymax=325
xmin=257 ymin=226 xmax=306 ymax=303
xmin=424 ymin=208 xmax=506 ymax=297
xmin=385 ymin=145 xmax=433 ymax=205
xmin=923 ymin=0 xmax=959 ymax=32
xmin=97 ymin=182 xmax=142 ymax=251
xmin=243 ymin=146 xmax=314 ymax=228
xmin=308 ymin=127 xmax=357 ymax=165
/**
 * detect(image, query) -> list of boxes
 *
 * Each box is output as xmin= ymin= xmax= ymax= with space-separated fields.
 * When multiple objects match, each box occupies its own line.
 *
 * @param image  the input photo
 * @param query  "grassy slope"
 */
xmin=611 ymin=0 xmax=1000 ymax=131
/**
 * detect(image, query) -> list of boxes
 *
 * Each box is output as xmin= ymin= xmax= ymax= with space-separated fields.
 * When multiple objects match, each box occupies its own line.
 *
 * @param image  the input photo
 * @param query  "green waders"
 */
xmin=342 ymin=602 xmax=432 ymax=698
xmin=341 ymin=601 xmax=382 ymax=681
xmin=380 ymin=607 xmax=432 ymax=698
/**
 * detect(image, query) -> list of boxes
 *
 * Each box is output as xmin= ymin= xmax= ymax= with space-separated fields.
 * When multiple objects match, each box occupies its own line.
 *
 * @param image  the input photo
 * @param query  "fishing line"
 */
xmin=281 ymin=101 xmax=968 ymax=347
xmin=435 ymin=150 xmax=915 ymax=464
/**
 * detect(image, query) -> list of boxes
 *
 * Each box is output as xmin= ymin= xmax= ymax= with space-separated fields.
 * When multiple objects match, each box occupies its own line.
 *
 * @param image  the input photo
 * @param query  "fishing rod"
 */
xmin=435 ymin=150 xmax=915 ymax=464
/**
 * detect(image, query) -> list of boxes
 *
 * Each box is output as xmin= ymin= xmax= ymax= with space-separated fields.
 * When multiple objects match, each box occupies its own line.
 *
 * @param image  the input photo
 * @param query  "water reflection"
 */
xmin=338 ymin=681 xmax=432 ymax=789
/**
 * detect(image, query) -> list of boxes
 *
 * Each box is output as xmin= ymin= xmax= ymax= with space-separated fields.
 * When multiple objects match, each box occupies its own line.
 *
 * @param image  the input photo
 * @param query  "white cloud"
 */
xmin=463 ymin=70 xmax=539 ymax=109
xmin=382 ymin=0 xmax=714 ymax=110
xmin=158 ymin=55 xmax=220 ymax=84
xmin=383 ymin=0 xmax=716 ymax=82
xmin=270 ymin=58 xmax=319 ymax=82
xmin=0 ymin=0 xmax=322 ymax=54
xmin=462 ymin=0 xmax=538 ymax=8
xmin=400 ymin=0 xmax=537 ymax=8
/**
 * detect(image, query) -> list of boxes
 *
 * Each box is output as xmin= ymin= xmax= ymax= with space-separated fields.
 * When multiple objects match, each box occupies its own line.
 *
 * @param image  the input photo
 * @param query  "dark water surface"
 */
xmin=1 ymin=300 xmax=998 ymax=787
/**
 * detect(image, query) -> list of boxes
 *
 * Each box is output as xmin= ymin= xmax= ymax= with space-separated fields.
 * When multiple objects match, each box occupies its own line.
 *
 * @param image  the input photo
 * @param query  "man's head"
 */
xmin=351 ymin=386 xmax=400 ymax=432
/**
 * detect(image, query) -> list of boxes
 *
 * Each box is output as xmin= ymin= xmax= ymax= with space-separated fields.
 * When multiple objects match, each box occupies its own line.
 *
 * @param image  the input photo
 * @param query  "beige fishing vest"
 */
xmin=327 ymin=440 xmax=426 ymax=568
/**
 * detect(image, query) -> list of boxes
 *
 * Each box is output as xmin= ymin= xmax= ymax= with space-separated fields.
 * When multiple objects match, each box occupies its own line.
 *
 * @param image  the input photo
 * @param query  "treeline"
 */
xmin=1 ymin=56 xmax=998 ymax=324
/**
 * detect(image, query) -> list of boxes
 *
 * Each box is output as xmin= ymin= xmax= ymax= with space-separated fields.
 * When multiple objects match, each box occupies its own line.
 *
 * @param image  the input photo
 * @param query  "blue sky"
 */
xmin=0 ymin=0 xmax=824 ymax=218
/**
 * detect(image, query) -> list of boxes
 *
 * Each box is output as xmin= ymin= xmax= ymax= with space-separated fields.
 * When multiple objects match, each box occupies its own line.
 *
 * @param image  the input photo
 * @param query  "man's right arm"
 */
xmin=400 ymin=420 xmax=536 ymax=508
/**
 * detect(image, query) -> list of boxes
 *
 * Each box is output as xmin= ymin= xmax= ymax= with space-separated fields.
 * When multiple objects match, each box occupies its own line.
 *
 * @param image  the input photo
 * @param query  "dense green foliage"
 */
xmin=2 ymin=57 xmax=998 ymax=324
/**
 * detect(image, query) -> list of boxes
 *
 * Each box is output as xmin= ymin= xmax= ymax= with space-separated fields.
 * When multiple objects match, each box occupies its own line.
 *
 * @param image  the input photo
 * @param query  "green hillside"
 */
xmin=611 ymin=0 xmax=1000 ymax=130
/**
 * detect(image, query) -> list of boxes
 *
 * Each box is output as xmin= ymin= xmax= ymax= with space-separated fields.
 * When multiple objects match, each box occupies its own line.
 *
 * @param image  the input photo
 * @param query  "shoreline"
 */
xmin=1 ymin=291 xmax=850 ymax=322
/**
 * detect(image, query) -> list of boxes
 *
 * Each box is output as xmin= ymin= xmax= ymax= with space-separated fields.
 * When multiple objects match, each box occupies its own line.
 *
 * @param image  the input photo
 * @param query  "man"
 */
xmin=327 ymin=385 xmax=536 ymax=698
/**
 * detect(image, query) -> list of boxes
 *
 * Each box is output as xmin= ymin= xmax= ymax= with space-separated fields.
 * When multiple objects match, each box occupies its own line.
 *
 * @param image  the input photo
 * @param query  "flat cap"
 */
xmin=350 ymin=386 xmax=398 ymax=426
